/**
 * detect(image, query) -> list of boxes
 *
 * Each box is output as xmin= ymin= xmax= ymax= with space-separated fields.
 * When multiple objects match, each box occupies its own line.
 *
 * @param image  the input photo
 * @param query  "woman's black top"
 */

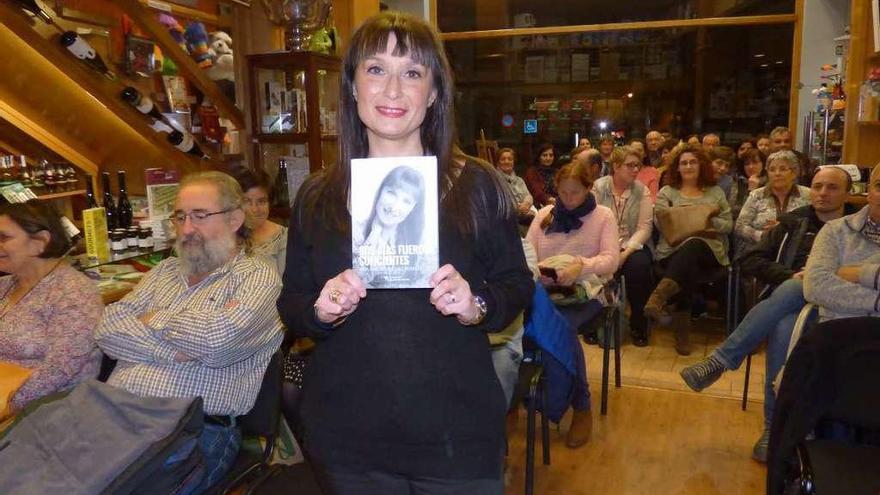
xmin=277 ymin=161 xmax=534 ymax=479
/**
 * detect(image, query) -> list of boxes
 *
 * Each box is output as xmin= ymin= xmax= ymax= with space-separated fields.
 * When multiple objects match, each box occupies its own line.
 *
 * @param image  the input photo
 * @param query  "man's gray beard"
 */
xmin=176 ymin=233 xmax=237 ymax=278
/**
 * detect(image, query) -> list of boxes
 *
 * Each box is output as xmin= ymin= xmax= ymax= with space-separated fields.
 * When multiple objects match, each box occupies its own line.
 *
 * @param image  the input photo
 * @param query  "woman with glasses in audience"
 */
xmin=525 ymin=142 xmax=558 ymax=207
xmin=735 ymin=150 xmax=811 ymax=252
xmin=526 ymin=160 xmax=619 ymax=448
xmin=0 ymin=200 xmax=102 ymax=412
xmin=234 ymin=168 xmax=288 ymax=275
xmin=593 ymin=146 xmax=653 ymax=346
xmin=646 ymin=144 xmax=733 ymax=356
xmin=277 ymin=12 xmax=533 ymax=493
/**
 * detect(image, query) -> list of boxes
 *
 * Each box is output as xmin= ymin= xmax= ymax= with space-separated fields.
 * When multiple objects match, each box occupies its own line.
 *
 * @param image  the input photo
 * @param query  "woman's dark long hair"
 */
xmin=363 ymin=165 xmax=425 ymax=245
xmin=298 ymin=12 xmax=506 ymax=237
xmin=534 ymin=143 xmax=556 ymax=168
xmin=665 ymin=144 xmax=716 ymax=189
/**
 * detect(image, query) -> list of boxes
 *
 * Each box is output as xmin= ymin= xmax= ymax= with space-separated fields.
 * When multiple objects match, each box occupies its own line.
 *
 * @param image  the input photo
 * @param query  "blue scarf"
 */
xmin=546 ymin=193 xmax=597 ymax=234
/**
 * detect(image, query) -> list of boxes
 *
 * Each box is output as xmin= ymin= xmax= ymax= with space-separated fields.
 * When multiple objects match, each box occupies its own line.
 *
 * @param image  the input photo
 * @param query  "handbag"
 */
xmin=656 ymin=203 xmax=719 ymax=247
xmin=0 ymin=362 xmax=33 ymax=421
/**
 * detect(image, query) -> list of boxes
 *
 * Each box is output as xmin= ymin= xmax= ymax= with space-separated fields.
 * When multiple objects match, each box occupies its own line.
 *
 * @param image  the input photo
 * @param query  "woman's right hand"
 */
xmin=315 ymin=269 xmax=367 ymax=324
xmin=747 ymin=175 xmax=761 ymax=190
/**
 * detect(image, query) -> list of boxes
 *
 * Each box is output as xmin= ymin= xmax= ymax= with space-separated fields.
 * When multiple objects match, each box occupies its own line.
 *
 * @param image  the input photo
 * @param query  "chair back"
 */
xmin=238 ymin=351 xmax=283 ymax=438
xmin=828 ymin=344 xmax=880 ymax=430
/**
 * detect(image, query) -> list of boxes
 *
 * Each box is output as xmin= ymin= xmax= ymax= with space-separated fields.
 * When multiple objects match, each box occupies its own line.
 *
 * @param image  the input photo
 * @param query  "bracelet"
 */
xmin=457 ymin=295 xmax=488 ymax=326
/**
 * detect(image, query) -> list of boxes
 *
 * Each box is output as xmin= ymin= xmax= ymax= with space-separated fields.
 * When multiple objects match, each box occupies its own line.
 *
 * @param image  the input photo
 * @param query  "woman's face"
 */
xmin=744 ymin=158 xmax=763 ymax=178
xmin=243 ymin=186 xmax=270 ymax=229
xmin=737 ymin=141 xmax=753 ymax=158
xmin=0 ymin=215 xmax=45 ymax=275
xmin=539 ymin=148 xmax=554 ymax=167
xmin=376 ymin=184 xmax=418 ymax=228
xmin=767 ymin=159 xmax=797 ymax=190
xmin=497 ymin=151 xmax=515 ymax=174
xmin=757 ymin=137 xmax=771 ymax=154
xmin=678 ymin=152 xmax=701 ymax=184
xmin=614 ymin=153 xmax=641 ymax=186
xmin=629 ymin=141 xmax=645 ymax=157
xmin=558 ymin=178 xmax=592 ymax=210
xmin=354 ymin=33 xmax=438 ymax=153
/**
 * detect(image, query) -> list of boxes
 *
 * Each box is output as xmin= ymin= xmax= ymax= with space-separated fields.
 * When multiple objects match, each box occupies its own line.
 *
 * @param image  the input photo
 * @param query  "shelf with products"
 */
xmin=70 ymin=243 xmax=172 ymax=271
xmin=36 ymin=189 xmax=87 ymax=201
xmin=248 ymin=51 xmax=341 ymax=174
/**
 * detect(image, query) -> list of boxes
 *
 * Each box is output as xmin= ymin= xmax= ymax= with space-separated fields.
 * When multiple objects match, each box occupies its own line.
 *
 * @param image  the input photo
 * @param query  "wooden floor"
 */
xmin=504 ymin=382 xmax=767 ymax=495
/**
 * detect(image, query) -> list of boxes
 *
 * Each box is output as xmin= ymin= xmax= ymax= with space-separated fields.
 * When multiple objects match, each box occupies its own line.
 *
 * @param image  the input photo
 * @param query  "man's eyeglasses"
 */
xmin=170 ymin=208 xmax=232 ymax=226
xmin=623 ymin=162 xmax=641 ymax=170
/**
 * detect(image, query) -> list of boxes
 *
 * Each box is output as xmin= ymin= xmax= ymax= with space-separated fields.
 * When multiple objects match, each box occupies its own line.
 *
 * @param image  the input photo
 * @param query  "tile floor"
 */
xmin=583 ymin=311 xmax=767 ymax=404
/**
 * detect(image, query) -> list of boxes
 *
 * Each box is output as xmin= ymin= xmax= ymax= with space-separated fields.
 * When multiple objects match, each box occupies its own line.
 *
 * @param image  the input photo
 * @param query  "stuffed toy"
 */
xmin=207 ymin=31 xmax=234 ymax=83
xmin=158 ymin=14 xmax=188 ymax=54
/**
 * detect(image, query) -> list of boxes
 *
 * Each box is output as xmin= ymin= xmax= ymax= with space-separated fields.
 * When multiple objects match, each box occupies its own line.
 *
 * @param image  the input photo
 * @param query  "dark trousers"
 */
xmin=619 ymin=247 xmax=653 ymax=336
xmin=658 ymin=238 xmax=724 ymax=292
xmin=318 ymin=466 xmax=503 ymax=495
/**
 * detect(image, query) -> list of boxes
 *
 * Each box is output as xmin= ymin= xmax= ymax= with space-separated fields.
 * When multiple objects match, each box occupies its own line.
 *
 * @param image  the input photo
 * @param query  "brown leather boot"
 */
xmin=644 ymin=278 xmax=681 ymax=326
xmin=644 ymin=278 xmax=681 ymax=325
xmin=674 ymin=323 xmax=692 ymax=356
xmin=565 ymin=408 xmax=593 ymax=449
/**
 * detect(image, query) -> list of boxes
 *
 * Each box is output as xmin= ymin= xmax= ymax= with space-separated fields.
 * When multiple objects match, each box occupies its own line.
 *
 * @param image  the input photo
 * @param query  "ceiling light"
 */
xmin=754 ymin=53 xmax=766 ymax=58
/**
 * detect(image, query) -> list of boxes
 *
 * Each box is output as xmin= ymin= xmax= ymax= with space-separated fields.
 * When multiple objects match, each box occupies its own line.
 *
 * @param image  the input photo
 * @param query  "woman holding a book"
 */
xmin=277 ymin=12 xmax=533 ymax=494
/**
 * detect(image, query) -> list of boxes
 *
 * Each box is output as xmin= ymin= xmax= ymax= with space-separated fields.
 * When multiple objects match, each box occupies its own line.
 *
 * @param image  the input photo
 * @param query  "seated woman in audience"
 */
xmin=524 ymin=142 xmax=558 ymax=207
xmin=593 ymin=146 xmax=653 ymax=346
xmin=734 ymin=150 xmax=811 ymax=253
xmin=628 ymin=138 xmax=646 ymax=161
xmin=647 ymin=144 xmax=733 ymax=356
xmin=636 ymin=147 xmax=662 ymax=203
xmin=235 ymin=168 xmax=288 ymax=275
xmin=0 ymin=200 xmax=102 ymax=411
xmin=494 ymin=147 xmax=535 ymax=225
xmin=728 ymin=148 xmax=767 ymax=219
xmin=736 ymin=137 xmax=755 ymax=161
xmin=526 ymin=161 xmax=619 ymax=448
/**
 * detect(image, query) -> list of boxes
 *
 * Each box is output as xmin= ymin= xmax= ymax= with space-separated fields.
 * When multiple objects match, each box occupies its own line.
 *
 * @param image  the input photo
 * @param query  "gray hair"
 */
xmin=770 ymin=126 xmax=791 ymax=139
xmin=766 ymin=150 xmax=800 ymax=176
xmin=178 ymin=171 xmax=251 ymax=252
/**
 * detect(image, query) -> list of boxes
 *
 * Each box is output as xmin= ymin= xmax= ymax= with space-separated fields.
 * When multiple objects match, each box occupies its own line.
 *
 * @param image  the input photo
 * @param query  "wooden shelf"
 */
xmin=37 ymin=189 xmax=85 ymax=200
xmin=137 ymin=0 xmax=230 ymax=28
xmin=856 ymin=120 xmax=880 ymax=126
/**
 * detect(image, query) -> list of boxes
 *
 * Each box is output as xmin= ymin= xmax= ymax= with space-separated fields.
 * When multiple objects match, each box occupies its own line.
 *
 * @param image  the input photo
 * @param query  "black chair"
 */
xmin=769 ymin=318 xmax=880 ymax=495
xmin=512 ymin=342 xmax=550 ymax=495
xmin=598 ymin=276 xmax=624 ymax=416
xmin=206 ymin=350 xmax=284 ymax=495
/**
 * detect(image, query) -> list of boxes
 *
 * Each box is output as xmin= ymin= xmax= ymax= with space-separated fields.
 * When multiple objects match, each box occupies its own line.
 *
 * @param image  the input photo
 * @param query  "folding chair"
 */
xmin=599 ymin=276 xmax=625 ymax=416
xmin=514 ymin=344 xmax=551 ymax=495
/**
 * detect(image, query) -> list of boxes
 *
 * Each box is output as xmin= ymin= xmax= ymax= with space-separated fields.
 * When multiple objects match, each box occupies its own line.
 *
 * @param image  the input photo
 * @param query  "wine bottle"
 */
xmin=18 ymin=156 xmax=33 ymax=189
xmin=43 ymin=162 xmax=56 ymax=192
xmin=121 ymin=87 xmax=164 ymax=121
xmin=168 ymin=131 xmax=207 ymax=158
xmin=59 ymin=31 xmax=115 ymax=80
xmin=84 ymin=174 xmax=98 ymax=208
xmin=13 ymin=0 xmax=54 ymax=24
xmin=0 ymin=156 xmax=14 ymax=184
xmin=30 ymin=160 xmax=45 ymax=193
xmin=273 ymin=158 xmax=290 ymax=207
xmin=101 ymin=172 xmax=118 ymax=230
xmin=64 ymin=164 xmax=78 ymax=191
xmin=116 ymin=170 xmax=133 ymax=228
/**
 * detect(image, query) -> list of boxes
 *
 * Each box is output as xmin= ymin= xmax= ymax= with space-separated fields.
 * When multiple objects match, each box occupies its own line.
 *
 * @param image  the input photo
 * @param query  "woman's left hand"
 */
xmin=429 ymin=264 xmax=478 ymax=322
xmin=556 ymin=258 xmax=583 ymax=287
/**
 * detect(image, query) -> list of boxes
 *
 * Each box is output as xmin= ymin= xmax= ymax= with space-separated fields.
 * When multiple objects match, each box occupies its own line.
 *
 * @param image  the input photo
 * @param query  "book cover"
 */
xmin=350 ymin=156 xmax=439 ymax=289
xmin=82 ymin=207 xmax=110 ymax=261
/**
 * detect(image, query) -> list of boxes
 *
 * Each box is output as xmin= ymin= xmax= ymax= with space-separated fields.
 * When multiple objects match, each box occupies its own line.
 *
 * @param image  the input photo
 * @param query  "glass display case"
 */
xmin=247 ymin=51 xmax=340 ymax=176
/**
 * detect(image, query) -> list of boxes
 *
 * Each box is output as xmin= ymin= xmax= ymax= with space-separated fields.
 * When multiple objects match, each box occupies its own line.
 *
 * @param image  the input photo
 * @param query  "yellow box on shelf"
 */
xmin=82 ymin=207 xmax=110 ymax=261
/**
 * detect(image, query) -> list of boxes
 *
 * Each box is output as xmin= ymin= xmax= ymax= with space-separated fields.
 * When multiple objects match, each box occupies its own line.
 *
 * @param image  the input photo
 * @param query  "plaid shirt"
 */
xmin=95 ymin=252 xmax=283 ymax=415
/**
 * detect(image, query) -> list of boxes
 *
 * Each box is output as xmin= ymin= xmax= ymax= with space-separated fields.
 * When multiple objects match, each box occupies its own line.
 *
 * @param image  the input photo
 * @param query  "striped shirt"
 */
xmin=95 ymin=251 xmax=284 ymax=415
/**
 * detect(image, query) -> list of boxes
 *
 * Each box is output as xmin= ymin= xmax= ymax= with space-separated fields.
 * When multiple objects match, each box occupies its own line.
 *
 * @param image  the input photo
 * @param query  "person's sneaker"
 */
xmin=752 ymin=429 xmax=769 ymax=463
xmin=679 ymin=355 xmax=726 ymax=392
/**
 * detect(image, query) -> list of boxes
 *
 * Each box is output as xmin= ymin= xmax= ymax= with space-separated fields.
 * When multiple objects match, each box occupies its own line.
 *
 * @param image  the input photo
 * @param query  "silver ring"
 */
xmin=329 ymin=289 xmax=342 ymax=304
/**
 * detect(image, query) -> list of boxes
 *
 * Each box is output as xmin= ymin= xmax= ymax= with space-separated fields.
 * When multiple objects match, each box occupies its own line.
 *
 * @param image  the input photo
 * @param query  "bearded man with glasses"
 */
xmin=95 ymin=171 xmax=283 ymax=493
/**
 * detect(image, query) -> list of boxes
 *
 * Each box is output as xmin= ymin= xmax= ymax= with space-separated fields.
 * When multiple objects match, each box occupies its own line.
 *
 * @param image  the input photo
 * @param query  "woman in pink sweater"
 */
xmin=526 ymin=161 xmax=619 ymax=449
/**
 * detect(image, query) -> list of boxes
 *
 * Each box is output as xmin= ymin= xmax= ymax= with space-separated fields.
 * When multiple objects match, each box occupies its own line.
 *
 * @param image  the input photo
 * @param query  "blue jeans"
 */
xmin=713 ymin=278 xmax=805 ymax=428
xmin=490 ymin=333 xmax=523 ymax=408
xmin=193 ymin=422 xmax=242 ymax=493
xmin=555 ymin=300 xmax=603 ymax=411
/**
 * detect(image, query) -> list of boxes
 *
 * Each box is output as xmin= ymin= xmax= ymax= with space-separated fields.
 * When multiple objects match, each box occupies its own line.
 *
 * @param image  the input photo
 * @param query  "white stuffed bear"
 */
xmin=207 ymin=31 xmax=234 ymax=82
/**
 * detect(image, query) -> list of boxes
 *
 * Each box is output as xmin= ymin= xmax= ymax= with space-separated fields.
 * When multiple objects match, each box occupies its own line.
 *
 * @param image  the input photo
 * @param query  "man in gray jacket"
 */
xmin=804 ymin=164 xmax=880 ymax=321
